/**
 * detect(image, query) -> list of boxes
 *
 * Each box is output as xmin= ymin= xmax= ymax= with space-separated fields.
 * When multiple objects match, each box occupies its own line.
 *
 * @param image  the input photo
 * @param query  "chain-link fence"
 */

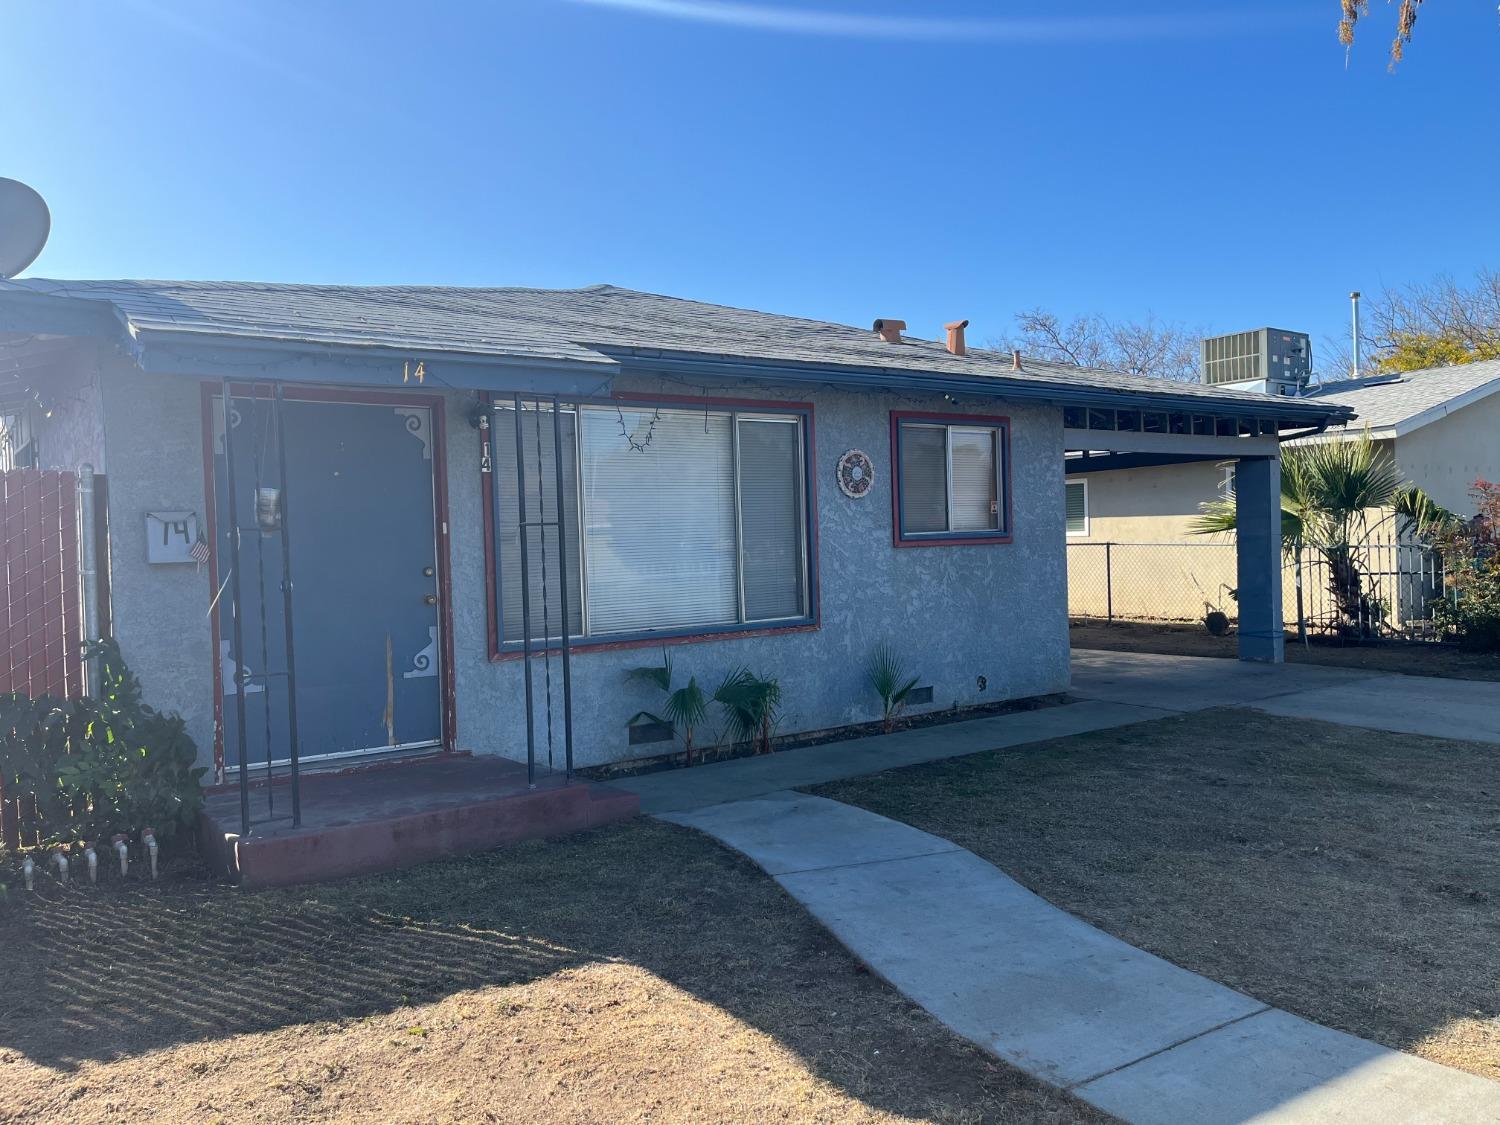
xmin=1068 ymin=532 xmax=1450 ymax=639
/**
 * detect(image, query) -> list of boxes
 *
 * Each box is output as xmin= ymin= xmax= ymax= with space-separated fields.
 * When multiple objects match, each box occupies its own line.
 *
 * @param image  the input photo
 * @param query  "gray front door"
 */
xmin=215 ymin=394 xmax=441 ymax=769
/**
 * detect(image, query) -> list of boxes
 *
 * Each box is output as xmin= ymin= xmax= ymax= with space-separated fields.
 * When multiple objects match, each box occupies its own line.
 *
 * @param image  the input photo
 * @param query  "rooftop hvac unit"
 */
xmin=1200 ymin=328 xmax=1312 ymax=395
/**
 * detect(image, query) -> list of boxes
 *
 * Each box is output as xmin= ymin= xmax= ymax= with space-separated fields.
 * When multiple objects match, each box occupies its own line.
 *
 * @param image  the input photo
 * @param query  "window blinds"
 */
xmin=580 ymin=407 xmax=739 ymax=636
xmin=737 ymin=417 xmax=805 ymax=621
xmin=899 ymin=424 xmax=949 ymax=533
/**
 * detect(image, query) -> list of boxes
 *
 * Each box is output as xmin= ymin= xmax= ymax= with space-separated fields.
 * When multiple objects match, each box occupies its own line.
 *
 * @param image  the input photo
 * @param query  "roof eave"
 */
xmin=601 ymin=347 xmax=1355 ymax=427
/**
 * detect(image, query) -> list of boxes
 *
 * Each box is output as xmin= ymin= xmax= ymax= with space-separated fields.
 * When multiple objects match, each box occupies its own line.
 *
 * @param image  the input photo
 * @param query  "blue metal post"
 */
xmin=1236 ymin=456 xmax=1285 ymax=663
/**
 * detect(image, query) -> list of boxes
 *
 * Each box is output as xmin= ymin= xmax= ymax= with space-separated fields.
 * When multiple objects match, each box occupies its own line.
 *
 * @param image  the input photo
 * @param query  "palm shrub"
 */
xmin=866 ymin=643 xmax=920 ymax=733
xmin=713 ymin=669 xmax=782 ymax=755
xmin=626 ymin=651 xmax=710 ymax=766
xmin=1191 ymin=432 xmax=1457 ymax=638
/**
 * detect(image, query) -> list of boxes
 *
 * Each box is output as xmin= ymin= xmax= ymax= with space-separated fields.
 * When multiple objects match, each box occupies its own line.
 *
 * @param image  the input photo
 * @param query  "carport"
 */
xmin=1062 ymin=402 xmax=1347 ymax=663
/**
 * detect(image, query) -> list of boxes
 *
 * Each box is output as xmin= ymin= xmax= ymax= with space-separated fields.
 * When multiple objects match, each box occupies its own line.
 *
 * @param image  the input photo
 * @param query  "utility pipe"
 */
xmin=113 ymin=834 xmax=129 ymax=877
xmin=21 ymin=855 xmax=34 ymax=891
xmin=84 ymin=842 xmax=98 ymax=883
xmin=77 ymin=464 xmax=100 ymax=694
xmin=52 ymin=849 xmax=68 ymax=885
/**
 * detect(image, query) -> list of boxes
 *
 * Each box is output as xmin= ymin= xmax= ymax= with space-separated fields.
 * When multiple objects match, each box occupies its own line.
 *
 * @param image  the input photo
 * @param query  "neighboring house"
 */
xmin=1065 ymin=357 xmax=1500 ymax=623
xmin=0 ymin=280 xmax=1346 ymax=780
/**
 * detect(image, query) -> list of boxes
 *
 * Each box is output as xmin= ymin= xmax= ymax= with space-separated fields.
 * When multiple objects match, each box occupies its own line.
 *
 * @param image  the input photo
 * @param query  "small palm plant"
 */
xmin=866 ymin=642 xmax=920 ymax=733
xmin=626 ymin=651 xmax=710 ymax=766
xmin=713 ymin=669 xmax=783 ymax=755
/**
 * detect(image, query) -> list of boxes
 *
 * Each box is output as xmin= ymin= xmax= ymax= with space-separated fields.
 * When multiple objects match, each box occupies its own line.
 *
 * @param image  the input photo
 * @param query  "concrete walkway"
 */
xmin=665 ymin=792 xmax=1500 ymax=1124
xmin=1072 ymin=648 xmax=1500 ymax=744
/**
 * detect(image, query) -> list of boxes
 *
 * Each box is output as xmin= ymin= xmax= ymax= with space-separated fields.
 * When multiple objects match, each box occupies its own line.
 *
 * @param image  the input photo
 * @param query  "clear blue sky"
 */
xmin=4 ymin=1 xmax=1497 ymax=373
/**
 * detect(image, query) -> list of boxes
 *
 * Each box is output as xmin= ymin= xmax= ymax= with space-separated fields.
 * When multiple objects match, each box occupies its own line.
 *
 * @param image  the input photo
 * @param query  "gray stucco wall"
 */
xmin=97 ymin=358 xmax=218 ymax=764
xmin=33 ymin=342 xmax=106 ymax=472
xmin=447 ymin=374 xmax=1069 ymax=768
xmin=97 ymin=365 xmax=1069 ymax=772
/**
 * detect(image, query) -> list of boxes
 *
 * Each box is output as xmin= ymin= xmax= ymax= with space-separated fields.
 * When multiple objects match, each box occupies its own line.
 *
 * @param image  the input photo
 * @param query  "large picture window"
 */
xmin=493 ymin=400 xmax=812 ymax=646
xmin=891 ymin=412 xmax=1011 ymax=545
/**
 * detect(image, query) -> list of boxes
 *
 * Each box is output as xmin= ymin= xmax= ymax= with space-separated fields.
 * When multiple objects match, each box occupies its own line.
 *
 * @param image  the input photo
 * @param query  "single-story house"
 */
xmin=1064 ymin=357 xmax=1500 ymax=624
xmin=0 ymin=280 xmax=1352 ymax=783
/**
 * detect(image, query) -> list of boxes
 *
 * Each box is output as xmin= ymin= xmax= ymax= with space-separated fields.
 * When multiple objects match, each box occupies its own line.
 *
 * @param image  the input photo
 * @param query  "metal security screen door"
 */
xmin=214 ymin=391 xmax=443 ymax=770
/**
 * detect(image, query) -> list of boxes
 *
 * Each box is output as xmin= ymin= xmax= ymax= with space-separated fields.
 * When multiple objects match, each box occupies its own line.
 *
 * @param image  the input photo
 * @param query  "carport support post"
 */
xmin=1235 ymin=456 xmax=1285 ymax=663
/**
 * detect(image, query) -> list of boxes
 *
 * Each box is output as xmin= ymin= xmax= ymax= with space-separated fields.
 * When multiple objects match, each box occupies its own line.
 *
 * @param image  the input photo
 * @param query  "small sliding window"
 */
xmin=892 ymin=413 xmax=1011 ymax=545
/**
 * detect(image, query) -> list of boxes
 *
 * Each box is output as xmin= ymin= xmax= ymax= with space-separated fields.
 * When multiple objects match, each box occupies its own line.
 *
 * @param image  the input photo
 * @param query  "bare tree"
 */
xmin=995 ymin=308 xmax=1203 ymax=383
xmin=1340 ymin=0 xmax=1424 ymax=64
xmin=1361 ymin=268 xmax=1500 ymax=373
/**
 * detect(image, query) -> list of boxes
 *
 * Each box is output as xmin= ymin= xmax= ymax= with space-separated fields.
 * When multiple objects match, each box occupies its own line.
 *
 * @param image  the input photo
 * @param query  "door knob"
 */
xmin=423 ymin=594 xmax=438 ymax=606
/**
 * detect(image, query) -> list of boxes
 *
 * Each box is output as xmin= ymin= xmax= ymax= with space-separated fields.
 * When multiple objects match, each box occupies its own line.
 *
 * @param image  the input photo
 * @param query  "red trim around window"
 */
xmin=199 ymin=381 xmax=458 ymax=780
xmin=889 ymin=409 xmax=1014 ymax=548
xmin=481 ymin=391 xmax=821 ymax=661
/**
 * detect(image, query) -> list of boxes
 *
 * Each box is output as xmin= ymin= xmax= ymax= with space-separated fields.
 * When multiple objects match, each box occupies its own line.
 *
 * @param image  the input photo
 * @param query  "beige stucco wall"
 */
xmin=1394 ymin=391 xmax=1500 ymax=515
xmin=1065 ymin=461 xmax=1229 ymax=544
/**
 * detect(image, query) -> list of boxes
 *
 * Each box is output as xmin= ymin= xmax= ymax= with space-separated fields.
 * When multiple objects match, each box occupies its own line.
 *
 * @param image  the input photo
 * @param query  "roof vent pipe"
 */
xmin=873 ymin=318 xmax=906 ymax=344
xmin=944 ymin=319 xmax=969 ymax=356
xmin=1011 ymin=349 xmax=1023 ymax=371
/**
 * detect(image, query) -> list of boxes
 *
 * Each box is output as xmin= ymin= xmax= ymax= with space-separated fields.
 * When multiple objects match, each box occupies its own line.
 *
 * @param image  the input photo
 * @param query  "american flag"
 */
xmin=190 ymin=534 xmax=211 ymax=566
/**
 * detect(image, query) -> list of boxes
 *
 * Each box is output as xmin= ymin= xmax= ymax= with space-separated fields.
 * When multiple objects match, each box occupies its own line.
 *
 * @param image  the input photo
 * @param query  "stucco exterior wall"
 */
xmin=449 ymin=375 xmax=1069 ymax=768
xmin=96 ymin=358 xmax=217 ymax=760
xmin=1394 ymin=392 xmax=1500 ymax=515
xmin=96 ymin=367 xmax=1069 ymax=772
xmin=1065 ymin=461 xmax=1228 ymax=544
xmin=33 ymin=342 xmax=106 ymax=472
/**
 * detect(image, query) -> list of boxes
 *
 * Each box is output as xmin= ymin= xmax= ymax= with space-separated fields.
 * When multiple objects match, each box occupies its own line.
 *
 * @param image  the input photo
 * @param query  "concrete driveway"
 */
xmin=1071 ymin=648 xmax=1500 ymax=745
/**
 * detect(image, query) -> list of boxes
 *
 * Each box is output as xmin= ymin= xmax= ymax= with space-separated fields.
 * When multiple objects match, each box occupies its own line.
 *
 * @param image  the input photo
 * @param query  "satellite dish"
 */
xmin=0 ymin=178 xmax=51 ymax=279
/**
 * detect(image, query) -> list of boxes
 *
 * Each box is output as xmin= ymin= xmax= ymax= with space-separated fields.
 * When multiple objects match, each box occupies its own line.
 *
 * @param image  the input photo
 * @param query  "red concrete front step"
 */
xmin=199 ymin=754 xmax=639 ymax=887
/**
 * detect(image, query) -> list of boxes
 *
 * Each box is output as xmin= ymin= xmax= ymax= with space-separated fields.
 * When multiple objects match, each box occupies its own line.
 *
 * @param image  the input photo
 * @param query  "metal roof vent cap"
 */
xmin=944 ymin=319 xmax=969 ymax=356
xmin=873 ymin=318 xmax=906 ymax=344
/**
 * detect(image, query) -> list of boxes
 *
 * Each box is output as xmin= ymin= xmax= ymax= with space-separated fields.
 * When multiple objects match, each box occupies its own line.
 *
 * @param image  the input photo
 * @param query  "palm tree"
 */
xmin=1191 ymin=432 xmax=1457 ymax=637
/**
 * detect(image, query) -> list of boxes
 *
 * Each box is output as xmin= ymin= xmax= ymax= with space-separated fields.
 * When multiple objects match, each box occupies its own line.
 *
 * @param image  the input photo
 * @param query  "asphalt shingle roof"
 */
xmin=1 ymin=279 xmax=1348 ymax=419
xmin=1305 ymin=358 xmax=1500 ymax=433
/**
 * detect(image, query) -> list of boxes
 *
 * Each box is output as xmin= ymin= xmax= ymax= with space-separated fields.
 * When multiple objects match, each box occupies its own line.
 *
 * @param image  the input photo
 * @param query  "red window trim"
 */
xmin=481 ymin=390 xmax=822 ymax=661
xmin=889 ymin=409 xmax=1014 ymax=548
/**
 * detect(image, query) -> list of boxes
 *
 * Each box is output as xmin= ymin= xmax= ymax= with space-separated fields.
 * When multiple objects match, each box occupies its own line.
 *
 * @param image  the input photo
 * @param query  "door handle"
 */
xmin=423 ymin=594 xmax=438 ymax=606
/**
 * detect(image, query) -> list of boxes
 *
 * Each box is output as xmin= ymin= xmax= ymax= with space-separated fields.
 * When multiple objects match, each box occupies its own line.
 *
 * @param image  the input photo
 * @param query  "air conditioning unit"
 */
xmin=1200 ymin=328 xmax=1312 ymax=396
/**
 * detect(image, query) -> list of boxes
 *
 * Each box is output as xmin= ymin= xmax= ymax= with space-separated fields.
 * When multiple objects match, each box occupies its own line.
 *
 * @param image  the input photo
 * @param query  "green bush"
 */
xmin=0 ymin=639 xmax=205 ymax=848
xmin=1431 ymin=480 xmax=1500 ymax=653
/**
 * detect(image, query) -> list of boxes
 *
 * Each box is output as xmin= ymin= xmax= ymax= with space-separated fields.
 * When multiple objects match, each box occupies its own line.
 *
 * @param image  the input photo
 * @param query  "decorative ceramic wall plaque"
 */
xmin=836 ymin=449 xmax=875 ymax=499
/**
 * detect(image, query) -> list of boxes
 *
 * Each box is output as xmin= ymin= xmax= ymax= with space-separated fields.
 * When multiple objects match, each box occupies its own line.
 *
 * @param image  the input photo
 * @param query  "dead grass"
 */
xmin=813 ymin=708 xmax=1500 ymax=1080
xmin=0 ymin=818 xmax=1107 ymax=1124
xmin=1071 ymin=618 xmax=1500 ymax=681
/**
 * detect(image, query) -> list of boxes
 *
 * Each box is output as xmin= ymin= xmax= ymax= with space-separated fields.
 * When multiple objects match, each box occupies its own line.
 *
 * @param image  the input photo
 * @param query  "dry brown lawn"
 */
xmin=814 ymin=708 xmax=1500 ymax=1080
xmin=0 ymin=818 xmax=1107 ymax=1124
xmin=1070 ymin=618 xmax=1500 ymax=681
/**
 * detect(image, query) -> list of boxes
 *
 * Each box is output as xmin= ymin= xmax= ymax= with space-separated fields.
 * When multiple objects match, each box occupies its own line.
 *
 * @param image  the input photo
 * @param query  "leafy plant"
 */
xmin=0 ymin=638 xmax=205 ymax=849
xmin=866 ymin=643 xmax=920 ymax=733
xmin=1430 ymin=479 xmax=1500 ymax=652
xmin=713 ymin=669 xmax=783 ymax=756
xmin=626 ymin=651 xmax=711 ymax=766
xmin=1191 ymin=432 xmax=1457 ymax=638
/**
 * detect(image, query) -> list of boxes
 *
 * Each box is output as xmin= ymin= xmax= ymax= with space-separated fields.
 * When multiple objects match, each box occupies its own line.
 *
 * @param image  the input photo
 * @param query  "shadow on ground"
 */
xmin=0 ymin=817 xmax=1100 ymax=1123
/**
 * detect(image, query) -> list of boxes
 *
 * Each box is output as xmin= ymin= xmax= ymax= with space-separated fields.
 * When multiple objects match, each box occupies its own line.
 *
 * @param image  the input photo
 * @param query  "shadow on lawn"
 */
xmin=0 ymin=817 xmax=1071 ymax=1121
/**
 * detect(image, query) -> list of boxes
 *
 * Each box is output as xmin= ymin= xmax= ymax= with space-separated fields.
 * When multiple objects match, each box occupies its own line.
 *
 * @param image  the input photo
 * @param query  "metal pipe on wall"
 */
xmin=273 ymin=384 xmax=303 ymax=827
xmin=77 ymin=463 xmax=99 ymax=693
xmin=221 ymin=378 xmax=252 ymax=836
xmin=551 ymin=397 xmax=574 ymax=780
xmin=513 ymin=394 xmax=536 ymax=787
